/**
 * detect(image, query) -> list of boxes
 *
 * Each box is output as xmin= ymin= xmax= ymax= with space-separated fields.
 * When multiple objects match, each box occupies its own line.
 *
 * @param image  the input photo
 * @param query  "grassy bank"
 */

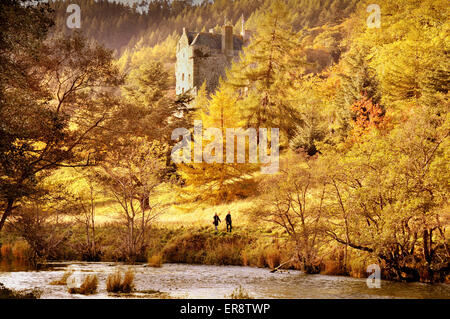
xmin=0 ymin=223 xmax=372 ymax=278
xmin=1 ymin=197 xmax=445 ymax=283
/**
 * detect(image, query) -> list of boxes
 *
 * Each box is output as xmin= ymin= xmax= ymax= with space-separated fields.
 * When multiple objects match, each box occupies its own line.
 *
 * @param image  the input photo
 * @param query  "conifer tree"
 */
xmin=177 ymin=85 xmax=259 ymax=204
xmin=226 ymin=0 xmax=306 ymax=138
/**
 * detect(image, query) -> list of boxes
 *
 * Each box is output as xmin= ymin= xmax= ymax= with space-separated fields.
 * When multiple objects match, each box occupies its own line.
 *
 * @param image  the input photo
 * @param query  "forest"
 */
xmin=0 ymin=0 xmax=448 ymax=293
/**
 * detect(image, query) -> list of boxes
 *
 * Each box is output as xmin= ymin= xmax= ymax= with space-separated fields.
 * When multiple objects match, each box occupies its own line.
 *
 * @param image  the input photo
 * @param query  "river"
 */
xmin=0 ymin=262 xmax=448 ymax=299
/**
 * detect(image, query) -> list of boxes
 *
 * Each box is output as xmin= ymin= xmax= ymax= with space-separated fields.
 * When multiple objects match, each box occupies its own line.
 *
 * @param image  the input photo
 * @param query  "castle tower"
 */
xmin=175 ymin=20 xmax=248 ymax=96
xmin=222 ymin=23 xmax=233 ymax=57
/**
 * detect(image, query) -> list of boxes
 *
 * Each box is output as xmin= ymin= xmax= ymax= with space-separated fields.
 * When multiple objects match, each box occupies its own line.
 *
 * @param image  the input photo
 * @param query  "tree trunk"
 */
xmin=0 ymin=199 xmax=14 ymax=233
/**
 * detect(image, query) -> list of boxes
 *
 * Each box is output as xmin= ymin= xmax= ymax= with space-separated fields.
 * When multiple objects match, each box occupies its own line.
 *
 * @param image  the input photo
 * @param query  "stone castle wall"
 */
xmin=176 ymin=30 xmax=244 ymax=96
xmin=175 ymin=43 xmax=194 ymax=95
xmin=192 ymin=45 xmax=230 ymax=93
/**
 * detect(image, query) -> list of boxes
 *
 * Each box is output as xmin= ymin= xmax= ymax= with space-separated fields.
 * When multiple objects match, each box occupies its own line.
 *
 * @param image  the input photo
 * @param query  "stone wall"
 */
xmin=192 ymin=45 xmax=230 ymax=93
xmin=176 ymin=34 xmax=243 ymax=96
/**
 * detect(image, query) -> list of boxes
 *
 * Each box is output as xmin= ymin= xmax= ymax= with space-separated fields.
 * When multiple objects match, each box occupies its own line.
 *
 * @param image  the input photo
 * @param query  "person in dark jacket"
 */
xmin=213 ymin=213 xmax=221 ymax=231
xmin=225 ymin=211 xmax=232 ymax=232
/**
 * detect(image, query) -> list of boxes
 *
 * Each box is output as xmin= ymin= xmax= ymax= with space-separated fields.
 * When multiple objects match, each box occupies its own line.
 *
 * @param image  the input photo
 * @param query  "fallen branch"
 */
xmin=270 ymin=257 xmax=295 ymax=273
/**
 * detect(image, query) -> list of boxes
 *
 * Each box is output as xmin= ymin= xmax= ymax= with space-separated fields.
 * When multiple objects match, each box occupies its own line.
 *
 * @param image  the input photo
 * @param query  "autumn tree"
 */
xmin=0 ymin=29 xmax=123 ymax=232
xmin=104 ymin=60 xmax=191 ymax=175
xmin=322 ymin=105 xmax=449 ymax=281
xmin=70 ymin=174 xmax=100 ymax=261
xmin=226 ymin=0 xmax=306 ymax=139
xmin=95 ymin=140 xmax=168 ymax=262
xmin=349 ymin=93 xmax=384 ymax=140
xmin=9 ymin=187 xmax=78 ymax=262
xmin=0 ymin=1 xmax=126 ymax=233
xmin=288 ymin=78 xmax=329 ymax=155
xmin=177 ymin=85 xmax=259 ymax=204
xmin=255 ymin=152 xmax=328 ymax=273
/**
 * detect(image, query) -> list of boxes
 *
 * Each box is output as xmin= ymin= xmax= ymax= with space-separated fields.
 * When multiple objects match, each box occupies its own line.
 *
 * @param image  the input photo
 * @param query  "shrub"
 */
xmin=79 ymin=275 xmax=98 ymax=295
xmin=227 ymin=286 xmax=253 ymax=299
xmin=0 ymin=244 xmax=12 ymax=260
xmin=147 ymin=254 xmax=163 ymax=267
xmin=348 ymin=256 xmax=370 ymax=278
xmin=106 ymin=271 xmax=122 ymax=293
xmin=240 ymin=250 xmax=248 ymax=266
xmin=68 ymin=275 xmax=98 ymax=295
xmin=106 ymin=269 xmax=135 ymax=293
xmin=11 ymin=241 xmax=32 ymax=261
xmin=264 ymin=247 xmax=281 ymax=269
xmin=162 ymin=232 xmax=250 ymax=265
xmin=121 ymin=269 xmax=135 ymax=293
xmin=0 ymin=283 xmax=41 ymax=299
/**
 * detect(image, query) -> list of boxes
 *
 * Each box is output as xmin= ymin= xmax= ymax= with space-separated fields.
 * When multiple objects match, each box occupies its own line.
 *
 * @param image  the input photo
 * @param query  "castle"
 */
xmin=175 ymin=20 xmax=251 ymax=96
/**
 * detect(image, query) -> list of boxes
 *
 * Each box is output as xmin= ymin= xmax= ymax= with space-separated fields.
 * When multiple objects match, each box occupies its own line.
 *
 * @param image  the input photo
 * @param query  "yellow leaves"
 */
xmin=130 ymin=33 xmax=178 ymax=67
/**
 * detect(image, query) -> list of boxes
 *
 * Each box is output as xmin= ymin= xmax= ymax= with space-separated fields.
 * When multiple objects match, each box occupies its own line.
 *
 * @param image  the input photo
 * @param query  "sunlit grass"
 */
xmin=84 ymin=195 xmax=257 ymax=230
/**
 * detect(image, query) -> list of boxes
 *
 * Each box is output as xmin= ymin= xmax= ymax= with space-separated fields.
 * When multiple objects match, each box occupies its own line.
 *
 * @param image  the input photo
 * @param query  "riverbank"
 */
xmin=1 ymin=197 xmax=448 ymax=284
xmin=0 ymin=223 xmax=429 ymax=283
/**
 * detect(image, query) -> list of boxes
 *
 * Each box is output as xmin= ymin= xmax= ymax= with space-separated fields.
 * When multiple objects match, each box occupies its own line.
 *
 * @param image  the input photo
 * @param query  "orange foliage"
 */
xmin=349 ymin=94 xmax=384 ymax=140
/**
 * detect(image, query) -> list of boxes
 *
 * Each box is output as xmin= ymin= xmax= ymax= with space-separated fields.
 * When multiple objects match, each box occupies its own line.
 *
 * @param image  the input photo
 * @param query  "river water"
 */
xmin=0 ymin=262 xmax=448 ymax=299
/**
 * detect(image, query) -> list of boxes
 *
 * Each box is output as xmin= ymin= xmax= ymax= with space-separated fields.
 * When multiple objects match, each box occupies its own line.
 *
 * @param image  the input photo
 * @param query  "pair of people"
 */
xmin=213 ymin=212 xmax=232 ymax=232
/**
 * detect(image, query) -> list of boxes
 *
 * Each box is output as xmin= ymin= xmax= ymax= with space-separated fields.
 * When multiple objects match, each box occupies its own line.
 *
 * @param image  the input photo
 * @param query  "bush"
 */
xmin=11 ymin=241 xmax=32 ymax=261
xmin=106 ymin=269 xmax=135 ymax=293
xmin=121 ymin=269 xmax=135 ymax=293
xmin=0 ymin=244 xmax=12 ymax=260
xmin=147 ymin=254 xmax=163 ymax=267
xmin=106 ymin=271 xmax=122 ymax=293
xmin=264 ymin=247 xmax=281 ymax=269
xmin=0 ymin=283 xmax=41 ymax=299
xmin=227 ymin=286 xmax=253 ymax=299
xmin=68 ymin=275 xmax=98 ymax=295
xmin=162 ymin=231 xmax=250 ymax=265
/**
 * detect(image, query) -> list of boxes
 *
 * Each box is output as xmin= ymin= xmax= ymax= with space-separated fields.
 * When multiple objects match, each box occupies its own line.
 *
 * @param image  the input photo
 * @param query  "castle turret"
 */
xmin=222 ymin=24 xmax=233 ymax=57
xmin=240 ymin=15 xmax=252 ymax=45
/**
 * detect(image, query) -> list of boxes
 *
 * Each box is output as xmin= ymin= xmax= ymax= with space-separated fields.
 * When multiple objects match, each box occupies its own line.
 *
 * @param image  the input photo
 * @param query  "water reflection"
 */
xmin=0 ymin=259 xmax=33 ymax=272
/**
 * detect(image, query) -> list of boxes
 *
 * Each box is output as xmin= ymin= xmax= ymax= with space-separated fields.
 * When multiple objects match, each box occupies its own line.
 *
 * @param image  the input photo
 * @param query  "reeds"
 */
xmin=227 ymin=286 xmax=253 ymax=299
xmin=68 ymin=275 xmax=98 ymax=295
xmin=106 ymin=269 xmax=135 ymax=293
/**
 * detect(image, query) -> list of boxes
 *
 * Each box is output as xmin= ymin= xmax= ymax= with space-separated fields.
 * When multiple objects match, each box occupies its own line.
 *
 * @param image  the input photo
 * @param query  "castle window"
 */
xmin=188 ymin=74 xmax=191 ymax=83
xmin=182 ymin=73 xmax=185 ymax=81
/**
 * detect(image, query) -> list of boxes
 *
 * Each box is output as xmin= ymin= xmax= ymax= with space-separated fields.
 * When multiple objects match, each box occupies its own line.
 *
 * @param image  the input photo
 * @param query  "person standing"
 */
xmin=225 ymin=211 xmax=232 ymax=233
xmin=213 ymin=213 xmax=221 ymax=231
